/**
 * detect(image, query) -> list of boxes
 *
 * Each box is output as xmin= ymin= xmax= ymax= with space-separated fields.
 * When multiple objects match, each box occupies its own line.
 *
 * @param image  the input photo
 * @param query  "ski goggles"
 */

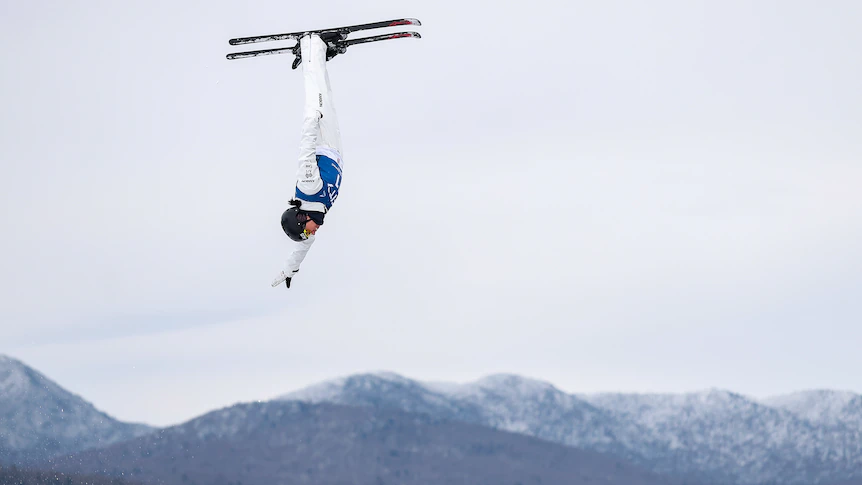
xmin=301 ymin=216 xmax=314 ymax=239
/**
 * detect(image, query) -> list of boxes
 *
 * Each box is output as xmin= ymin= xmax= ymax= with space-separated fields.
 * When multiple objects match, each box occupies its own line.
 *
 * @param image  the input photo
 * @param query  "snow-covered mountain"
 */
xmin=47 ymin=400 xmax=681 ymax=485
xmin=425 ymin=374 xmax=663 ymax=459
xmin=282 ymin=372 xmax=862 ymax=485
xmin=584 ymin=389 xmax=862 ymax=484
xmin=0 ymin=355 xmax=154 ymax=463
xmin=280 ymin=372 xmax=652 ymax=460
xmin=282 ymin=371 xmax=486 ymax=423
xmin=7 ymin=354 xmax=862 ymax=485
xmin=764 ymin=390 xmax=862 ymax=429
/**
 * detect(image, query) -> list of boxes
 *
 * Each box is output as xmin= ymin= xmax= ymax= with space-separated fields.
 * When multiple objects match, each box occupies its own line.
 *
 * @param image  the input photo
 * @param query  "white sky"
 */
xmin=2 ymin=0 xmax=861 ymax=427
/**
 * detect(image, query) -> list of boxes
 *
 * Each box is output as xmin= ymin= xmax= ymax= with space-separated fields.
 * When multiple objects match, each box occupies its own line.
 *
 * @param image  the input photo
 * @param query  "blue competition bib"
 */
xmin=294 ymin=154 xmax=342 ymax=210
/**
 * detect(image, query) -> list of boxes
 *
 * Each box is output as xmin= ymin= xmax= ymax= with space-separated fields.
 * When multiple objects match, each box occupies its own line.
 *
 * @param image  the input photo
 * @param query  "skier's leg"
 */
xmin=300 ymin=34 xmax=343 ymax=165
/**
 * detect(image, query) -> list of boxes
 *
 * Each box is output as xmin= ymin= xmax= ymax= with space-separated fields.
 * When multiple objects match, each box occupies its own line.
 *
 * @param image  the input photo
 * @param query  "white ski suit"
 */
xmin=281 ymin=34 xmax=345 ymax=281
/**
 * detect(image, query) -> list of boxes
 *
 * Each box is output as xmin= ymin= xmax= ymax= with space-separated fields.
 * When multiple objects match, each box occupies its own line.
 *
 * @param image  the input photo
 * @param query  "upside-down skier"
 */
xmin=271 ymin=33 xmax=345 ymax=289
xmin=226 ymin=20 xmax=421 ymax=288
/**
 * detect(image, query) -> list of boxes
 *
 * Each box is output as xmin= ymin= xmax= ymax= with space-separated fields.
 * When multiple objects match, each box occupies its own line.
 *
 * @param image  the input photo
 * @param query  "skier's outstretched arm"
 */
xmin=281 ymin=236 xmax=314 ymax=286
xmin=273 ymin=112 xmax=324 ymax=289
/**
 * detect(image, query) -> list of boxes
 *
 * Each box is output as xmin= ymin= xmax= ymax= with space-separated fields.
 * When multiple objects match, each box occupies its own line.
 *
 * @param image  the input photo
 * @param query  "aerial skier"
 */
xmin=226 ymin=19 xmax=421 ymax=289
xmin=270 ymin=33 xmax=344 ymax=289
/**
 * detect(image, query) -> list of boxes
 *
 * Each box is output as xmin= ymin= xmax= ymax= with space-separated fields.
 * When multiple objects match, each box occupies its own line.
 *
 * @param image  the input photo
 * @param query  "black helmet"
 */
xmin=280 ymin=201 xmax=325 ymax=242
xmin=281 ymin=203 xmax=309 ymax=242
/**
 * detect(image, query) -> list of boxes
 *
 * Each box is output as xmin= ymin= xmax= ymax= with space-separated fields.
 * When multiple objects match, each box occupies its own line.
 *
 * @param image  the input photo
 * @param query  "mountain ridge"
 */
xmin=281 ymin=371 xmax=862 ymax=485
xmin=45 ymin=400 xmax=683 ymax=485
xmin=0 ymin=355 xmax=154 ymax=463
xmin=6 ymin=355 xmax=862 ymax=484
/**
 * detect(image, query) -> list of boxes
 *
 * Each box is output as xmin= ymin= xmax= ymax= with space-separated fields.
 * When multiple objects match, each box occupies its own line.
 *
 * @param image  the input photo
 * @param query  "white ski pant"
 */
xmin=301 ymin=34 xmax=343 ymax=162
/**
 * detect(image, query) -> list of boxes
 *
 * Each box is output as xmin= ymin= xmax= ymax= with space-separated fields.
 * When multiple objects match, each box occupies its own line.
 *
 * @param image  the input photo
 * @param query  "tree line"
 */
xmin=0 ymin=465 xmax=142 ymax=485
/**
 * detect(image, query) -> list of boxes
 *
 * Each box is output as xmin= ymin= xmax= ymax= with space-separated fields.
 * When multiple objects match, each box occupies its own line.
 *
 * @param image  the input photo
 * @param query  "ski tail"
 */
xmin=228 ymin=18 xmax=421 ymax=46
xmin=226 ymin=46 xmax=295 ymax=61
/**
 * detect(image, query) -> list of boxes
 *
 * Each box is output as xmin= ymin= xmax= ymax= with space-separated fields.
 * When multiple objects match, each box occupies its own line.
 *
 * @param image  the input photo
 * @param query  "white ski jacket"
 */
xmin=282 ymin=113 xmax=343 ymax=278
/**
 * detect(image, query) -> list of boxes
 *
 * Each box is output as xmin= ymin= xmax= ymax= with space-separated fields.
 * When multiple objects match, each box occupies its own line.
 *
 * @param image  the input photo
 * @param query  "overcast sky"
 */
xmin=2 ymin=0 xmax=861 ymax=427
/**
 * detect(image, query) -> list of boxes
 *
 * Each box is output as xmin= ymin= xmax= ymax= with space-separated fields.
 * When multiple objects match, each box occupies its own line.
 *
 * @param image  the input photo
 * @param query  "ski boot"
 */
xmin=320 ymin=32 xmax=348 ymax=61
xmin=291 ymin=32 xmax=348 ymax=69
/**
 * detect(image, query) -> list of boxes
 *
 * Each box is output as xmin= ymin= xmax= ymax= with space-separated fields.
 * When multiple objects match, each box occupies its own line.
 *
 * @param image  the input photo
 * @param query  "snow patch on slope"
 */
xmin=763 ymin=390 xmax=861 ymax=426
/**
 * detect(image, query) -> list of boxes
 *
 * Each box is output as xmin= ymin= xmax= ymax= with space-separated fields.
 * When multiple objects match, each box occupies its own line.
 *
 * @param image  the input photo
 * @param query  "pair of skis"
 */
xmin=226 ymin=18 xmax=421 ymax=68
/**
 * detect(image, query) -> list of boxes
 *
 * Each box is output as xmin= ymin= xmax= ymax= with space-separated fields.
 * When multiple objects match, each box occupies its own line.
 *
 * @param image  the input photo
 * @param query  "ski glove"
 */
xmin=271 ymin=270 xmax=296 ymax=289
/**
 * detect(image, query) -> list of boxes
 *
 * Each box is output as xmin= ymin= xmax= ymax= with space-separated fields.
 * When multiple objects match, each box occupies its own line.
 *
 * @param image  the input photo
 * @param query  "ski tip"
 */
xmin=386 ymin=18 xmax=421 ymax=28
xmin=405 ymin=18 xmax=422 ymax=27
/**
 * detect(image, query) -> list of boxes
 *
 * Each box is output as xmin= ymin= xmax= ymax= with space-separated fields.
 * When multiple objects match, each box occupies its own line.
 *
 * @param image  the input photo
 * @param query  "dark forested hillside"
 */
xmin=0 ymin=465 xmax=141 ymax=485
xmin=46 ymin=401 xmax=686 ymax=485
